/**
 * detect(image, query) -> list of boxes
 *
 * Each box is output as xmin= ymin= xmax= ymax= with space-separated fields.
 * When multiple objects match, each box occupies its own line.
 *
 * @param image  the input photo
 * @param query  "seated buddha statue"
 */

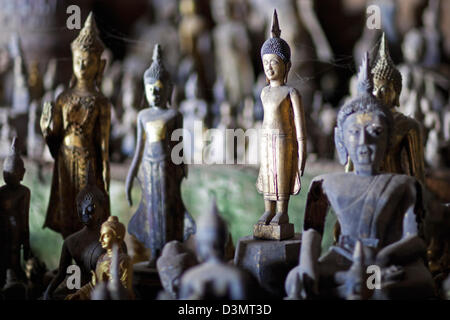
xmin=66 ymin=216 xmax=133 ymax=300
xmin=285 ymin=53 xmax=435 ymax=300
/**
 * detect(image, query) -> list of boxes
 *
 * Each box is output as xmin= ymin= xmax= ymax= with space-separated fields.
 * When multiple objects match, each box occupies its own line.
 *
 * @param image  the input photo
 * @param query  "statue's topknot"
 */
xmin=71 ymin=12 xmax=105 ymax=55
xmin=371 ymin=33 xmax=402 ymax=106
xmin=143 ymin=44 xmax=171 ymax=85
xmin=260 ymin=9 xmax=291 ymax=64
xmin=357 ymin=52 xmax=373 ymax=95
xmin=3 ymin=137 xmax=24 ymax=174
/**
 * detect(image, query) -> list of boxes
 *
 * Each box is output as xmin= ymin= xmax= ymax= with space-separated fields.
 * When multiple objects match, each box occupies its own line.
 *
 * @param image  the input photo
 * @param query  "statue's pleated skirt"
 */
xmin=256 ymin=132 xmax=300 ymax=201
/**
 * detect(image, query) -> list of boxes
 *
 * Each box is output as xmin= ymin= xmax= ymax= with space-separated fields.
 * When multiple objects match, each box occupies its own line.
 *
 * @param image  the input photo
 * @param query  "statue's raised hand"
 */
xmin=40 ymin=101 xmax=54 ymax=133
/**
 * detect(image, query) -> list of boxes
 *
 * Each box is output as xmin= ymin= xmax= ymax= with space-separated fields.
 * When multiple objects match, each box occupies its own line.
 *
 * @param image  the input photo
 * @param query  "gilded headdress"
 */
xmin=371 ymin=33 xmax=402 ymax=105
xmin=260 ymin=9 xmax=291 ymax=64
xmin=71 ymin=12 xmax=105 ymax=55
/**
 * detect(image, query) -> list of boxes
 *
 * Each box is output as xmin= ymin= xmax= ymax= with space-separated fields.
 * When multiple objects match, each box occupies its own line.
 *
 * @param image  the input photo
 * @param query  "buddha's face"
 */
xmin=145 ymin=80 xmax=167 ymax=107
xmin=343 ymin=112 xmax=388 ymax=176
xmin=263 ymin=54 xmax=286 ymax=83
xmin=100 ymin=229 xmax=115 ymax=250
xmin=373 ymin=79 xmax=397 ymax=108
xmin=73 ymin=49 xmax=99 ymax=82
xmin=78 ymin=195 xmax=98 ymax=227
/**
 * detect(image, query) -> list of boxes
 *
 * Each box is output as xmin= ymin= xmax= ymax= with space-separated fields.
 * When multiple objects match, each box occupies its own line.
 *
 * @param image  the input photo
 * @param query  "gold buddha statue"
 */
xmin=254 ymin=10 xmax=307 ymax=240
xmin=371 ymin=33 xmax=425 ymax=183
xmin=40 ymin=12 xmax=111 ymax=238
xmin=66 ymin=216 xmax=133 ymax=300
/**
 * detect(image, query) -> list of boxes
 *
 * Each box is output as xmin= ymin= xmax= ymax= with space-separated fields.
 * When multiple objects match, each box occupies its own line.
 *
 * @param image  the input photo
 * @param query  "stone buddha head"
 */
xmin=70 ymin=12 xmax=105 ymax=88
xmin=335 ymin=52 xmax=393 ymax=176
xmin=261 ymin=9 xmax=291 ymax=85
xmin=143 ymin=44 xmax=172 ymax=108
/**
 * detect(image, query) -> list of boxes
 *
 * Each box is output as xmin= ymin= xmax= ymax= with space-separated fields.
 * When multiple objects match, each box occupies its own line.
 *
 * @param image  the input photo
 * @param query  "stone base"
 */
xmin=253 ymin=223 xmax=294 ymax=240
xmin=132 ymin=261 xmax=163 ymax=300
xmin=234 ymin=234 xmax=301 ymax=298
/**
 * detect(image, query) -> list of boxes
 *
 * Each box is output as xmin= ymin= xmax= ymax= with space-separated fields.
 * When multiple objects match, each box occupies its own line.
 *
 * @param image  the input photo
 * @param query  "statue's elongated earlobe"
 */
xmin=334 ymin=127 xmax=348 ymax=166
xmin=285 ymin=61 xmax=291 ymax=84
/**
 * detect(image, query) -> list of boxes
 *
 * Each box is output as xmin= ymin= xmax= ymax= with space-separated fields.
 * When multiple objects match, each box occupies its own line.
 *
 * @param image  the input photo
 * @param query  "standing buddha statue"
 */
xmin=254 ymin=9 xmax=307 ymax=240
xmin=40 ymin=12 xmax=111 ymax=238
xmin=125 ymin=44 xmax=187 ymax=266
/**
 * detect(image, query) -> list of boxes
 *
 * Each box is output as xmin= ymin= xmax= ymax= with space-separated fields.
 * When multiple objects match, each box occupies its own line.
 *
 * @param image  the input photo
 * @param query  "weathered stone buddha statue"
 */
xmin=255 ymin=10 xmax=307 ymax=240
xmin=179 ymin=199 xmax=260 ymax=300
xmin=43 ymin=164 xmax=108 ymax=300
xmin=156 ymin=240 xmax=198 ymax=299
xmin=371 ymin=33 xmax=425 ymax=183
xmin=66 ymin=216 xmax=133 ymax=300
xmin=125 ymin=44 xmax=187 ymax=267
xmin=0 ymin=138 xmax=30 ymax=287
xmin=40 ymin=12 xmax=111 ymax=238
xmin=284 ymin=54 xmax=435 ymax=300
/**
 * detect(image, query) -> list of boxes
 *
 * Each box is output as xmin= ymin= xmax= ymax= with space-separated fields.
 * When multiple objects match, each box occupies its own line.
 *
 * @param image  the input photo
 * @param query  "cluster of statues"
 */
xmin=0 ymin=1 xmax=449 ymax=301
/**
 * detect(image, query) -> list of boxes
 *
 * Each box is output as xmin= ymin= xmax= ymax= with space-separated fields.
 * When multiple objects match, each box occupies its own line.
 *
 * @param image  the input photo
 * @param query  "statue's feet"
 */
xmin=257 ymin=211 xmax=275 ymax=225
xmin=270 ymin=212 xmax=289 ymax=225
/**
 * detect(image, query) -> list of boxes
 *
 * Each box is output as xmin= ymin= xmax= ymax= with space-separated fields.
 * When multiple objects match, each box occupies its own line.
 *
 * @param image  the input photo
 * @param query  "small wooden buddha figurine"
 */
xmin=0 ymin=137 xmax=30 ymax=287
xmin=125 ymin=44 xmax=187 ymax=267
xmin=66 ymin=216 xmax=133 ymax=300
xmin=254 ymin=9 xmax=307 ymax=240
xmin=40 ymin=12 xmax=111 ymax=238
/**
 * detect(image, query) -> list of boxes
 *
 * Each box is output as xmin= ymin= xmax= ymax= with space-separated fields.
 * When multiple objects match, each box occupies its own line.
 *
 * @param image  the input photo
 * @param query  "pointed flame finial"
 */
xmin=271 ymin=9 xmax=281 ymax=38
xmin=357 ymin=51 xmax=373 ymax=94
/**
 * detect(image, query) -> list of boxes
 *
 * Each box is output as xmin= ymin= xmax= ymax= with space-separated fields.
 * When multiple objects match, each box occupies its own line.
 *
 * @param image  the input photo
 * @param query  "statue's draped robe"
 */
xmin=256 ymin=91 xmax=301 ymax=201
xmin=128 ymin=111 xmax=186 ymax=258
xmin=380 ymin=112 xmax=425 ymax=183
xmin=305 ymin=173 xmax=434 ymax=298
xmin=44 ymin=93 xmax=110 ymax=238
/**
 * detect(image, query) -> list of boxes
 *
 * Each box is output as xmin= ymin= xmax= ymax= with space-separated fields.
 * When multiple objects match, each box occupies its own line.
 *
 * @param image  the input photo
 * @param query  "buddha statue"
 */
xmin=66 ymin=216 xmax=133 ymax=300
xmin=125 ymin=44 xmax=188 ymax=267
xmin=254 ymin=9 xmax=307 ymax=240
xmin=284 ymin=54 xmax=435 ymax=300
xmin=43 ymin=163 xmax=108 ymax=300
xmin=156 ymin=240 xmax=198 ymax=299
xmin=0 ymin=137 xmax=30 ymax=287
xmin=371 ymin=33 xmax=425 ymax=183
xmin=40 ymin=12 xmax=111 ymax=238
xmin=179 ymin=199 xmax=260 ymax=300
